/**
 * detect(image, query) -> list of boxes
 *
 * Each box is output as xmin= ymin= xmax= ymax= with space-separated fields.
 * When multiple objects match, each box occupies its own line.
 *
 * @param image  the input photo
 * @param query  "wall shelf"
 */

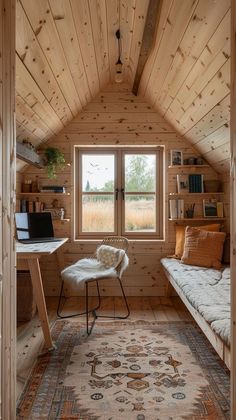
xmin=16 ymin=142 xmax=44 ymax=168
xmin=168 ymin=192 xmax=224 ymax=197
xmin=53 ymin=218 xmax=71 ymax=223
xmin=168 ymin=165 xmax=209 ymax=169
xmin=168 ymin=217 xmax=226 ymax=222
xmin=17 ymin=192 xmax=70 ymax=196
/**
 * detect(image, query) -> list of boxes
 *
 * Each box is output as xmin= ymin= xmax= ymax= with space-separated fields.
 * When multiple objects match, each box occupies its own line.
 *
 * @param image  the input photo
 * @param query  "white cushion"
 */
xmin=96 ymin=244 xmax=125 ymax=268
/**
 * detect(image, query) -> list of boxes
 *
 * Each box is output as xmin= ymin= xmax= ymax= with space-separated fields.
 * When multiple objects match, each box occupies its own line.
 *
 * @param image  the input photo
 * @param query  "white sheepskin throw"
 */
xmin=96 ymin=244 xmax=125 ymax=268
xmin=61 ymin=248 xmax=129 ymax=296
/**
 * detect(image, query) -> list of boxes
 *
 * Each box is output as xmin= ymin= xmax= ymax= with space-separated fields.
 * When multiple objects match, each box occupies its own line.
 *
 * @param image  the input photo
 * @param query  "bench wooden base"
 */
xmin=162 ymin=266 xmax=230 ymax=369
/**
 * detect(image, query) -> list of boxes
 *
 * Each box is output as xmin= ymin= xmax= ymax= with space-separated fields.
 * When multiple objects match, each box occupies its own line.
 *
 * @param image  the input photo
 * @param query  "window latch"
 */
xmin=115 ymin=188 xmax=119 ymax=200
xmin=121 ymin=188 xmax=125 ymax=200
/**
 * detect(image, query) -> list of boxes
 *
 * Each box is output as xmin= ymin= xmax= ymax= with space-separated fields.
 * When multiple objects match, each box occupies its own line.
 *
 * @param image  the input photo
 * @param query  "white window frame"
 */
xmin=74 ymin=147 xmax=163 ymax=240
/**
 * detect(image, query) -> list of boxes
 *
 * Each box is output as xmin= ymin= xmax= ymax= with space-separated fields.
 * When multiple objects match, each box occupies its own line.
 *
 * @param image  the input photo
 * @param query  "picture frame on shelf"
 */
xmin=42 ymin=207 xmax=65 ymax=220
xmin=203 ymin=199 xmax=217 ymax=217
xmin=177 ymin=174 xmax=189 ymax=193
xmin=170 ymin=150 xmax=183 ymax=166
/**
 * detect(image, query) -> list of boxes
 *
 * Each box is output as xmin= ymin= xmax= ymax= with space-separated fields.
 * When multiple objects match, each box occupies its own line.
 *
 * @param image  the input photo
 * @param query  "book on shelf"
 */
xmin=35 ymin=201 xmax=44 ymax=212
xmin=40 ymin=185 xmax=66 ymax=193
xmin=217 ymin=202 xmax=224 ymax=218
xmin=178 ymin=199 xmax=184 ymax=219
xmin=28 ymin=201 xmax=34 ymax=212
xmin=177 ymin=174 xmax=189 ymax=193
xmin=20 ymin=199 xmax=45 ymax=213
xmin=169 ymin=199 xmax=184 ymax=219
xmin=176 ymin=174 xmax=204 ymax=193
xmin=188 ymin=174 xmax=204 ymax=193
xmin=16 ymin=198 xmax=21 ymax=213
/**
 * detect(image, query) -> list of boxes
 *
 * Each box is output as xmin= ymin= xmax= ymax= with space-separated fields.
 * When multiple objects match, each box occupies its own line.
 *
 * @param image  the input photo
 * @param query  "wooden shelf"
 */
xmin=168 ymin=192 xmax=224 ymax=197
xmin=17 ymin=192 xmax=70 ymax=196
xmin=16 ymin=142 xmax=44 ymax=168
xmin=168 ymin=217 xmax=226 ymax=221
xmin=168 ymin=165 xmax=209 ymax=169
xmin=53 ymin=218 xmax=70 ymax=222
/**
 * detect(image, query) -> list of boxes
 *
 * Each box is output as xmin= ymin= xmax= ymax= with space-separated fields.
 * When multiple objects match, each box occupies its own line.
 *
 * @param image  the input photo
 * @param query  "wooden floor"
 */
xmin=17 ymin=296 xmax=192 ymax=400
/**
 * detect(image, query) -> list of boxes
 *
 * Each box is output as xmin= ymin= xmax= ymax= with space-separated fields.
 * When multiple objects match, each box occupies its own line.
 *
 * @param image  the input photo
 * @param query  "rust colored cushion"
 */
xmin=174 ymin=223 xmax=221 ymax=259
xmin=181 ymin=227 xmax=226 ymax=269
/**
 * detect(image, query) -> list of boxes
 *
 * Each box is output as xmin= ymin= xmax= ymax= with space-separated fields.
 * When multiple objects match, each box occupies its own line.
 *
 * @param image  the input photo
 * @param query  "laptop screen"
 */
xmin=15 ymin=212 xmax=54 ymax=240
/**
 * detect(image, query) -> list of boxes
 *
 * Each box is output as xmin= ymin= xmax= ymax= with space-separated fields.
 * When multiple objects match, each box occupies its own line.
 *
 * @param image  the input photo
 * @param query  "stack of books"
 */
xmin=177 ymin=174 xmax=204 ymax=193
xmin=188 ymin=174 xmax=204 ymax=193
xmin=40 ymin=185 xmax=66 ymax=193
xmin=20 ymin=199 xmax=45 ymax=213
xmin=169 ymin=199 xmax=184 ymax=219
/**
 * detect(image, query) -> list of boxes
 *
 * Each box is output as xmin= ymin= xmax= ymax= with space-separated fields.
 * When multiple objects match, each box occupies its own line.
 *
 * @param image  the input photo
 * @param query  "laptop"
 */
xmin=15 ymin=212 xmax=61 ymax=244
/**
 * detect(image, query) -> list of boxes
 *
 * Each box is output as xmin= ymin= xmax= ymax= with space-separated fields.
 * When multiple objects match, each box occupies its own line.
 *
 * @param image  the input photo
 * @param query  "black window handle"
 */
xmin=115 ymin=188 xmax=124 ymax=200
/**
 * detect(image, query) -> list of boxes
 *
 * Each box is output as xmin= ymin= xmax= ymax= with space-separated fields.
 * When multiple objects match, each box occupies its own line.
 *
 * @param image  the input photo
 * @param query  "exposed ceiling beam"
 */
xmin=132 ymin=0 xmax=162 ymax=96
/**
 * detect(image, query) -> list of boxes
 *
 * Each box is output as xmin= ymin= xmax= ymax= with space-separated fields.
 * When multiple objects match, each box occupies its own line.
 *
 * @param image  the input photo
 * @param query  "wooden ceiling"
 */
xmin=16 ymin=0 xmax=231 ymax=174
xmin=139 ymin=0 xmax=230 ymax=173
xmin=16 ymin=0 xmax=150 ymax=148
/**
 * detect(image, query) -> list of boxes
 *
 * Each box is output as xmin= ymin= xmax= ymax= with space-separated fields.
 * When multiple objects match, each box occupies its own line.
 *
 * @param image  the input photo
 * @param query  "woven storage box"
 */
xmin=17 ymin=271 xmax=37 ymax=322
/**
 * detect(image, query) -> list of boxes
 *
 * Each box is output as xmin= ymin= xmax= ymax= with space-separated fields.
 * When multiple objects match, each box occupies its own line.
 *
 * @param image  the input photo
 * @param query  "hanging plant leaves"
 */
xmin=43 ymin=147 xmax=66 ymax=179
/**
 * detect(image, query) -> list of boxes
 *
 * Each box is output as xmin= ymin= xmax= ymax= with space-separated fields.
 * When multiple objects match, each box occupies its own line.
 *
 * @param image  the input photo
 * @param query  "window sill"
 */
xmin=72 ymin=238 xmax=165 ymax=244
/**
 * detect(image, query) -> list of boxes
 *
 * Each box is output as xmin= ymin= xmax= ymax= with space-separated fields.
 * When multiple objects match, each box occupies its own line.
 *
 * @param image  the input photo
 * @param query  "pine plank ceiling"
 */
xmin=16 ymin=0 xmax=230 ymax=173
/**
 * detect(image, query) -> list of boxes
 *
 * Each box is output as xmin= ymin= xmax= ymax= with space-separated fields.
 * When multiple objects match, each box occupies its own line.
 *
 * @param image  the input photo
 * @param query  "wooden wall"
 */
xmin=139 ymin=0 xmax=231 ymax=174
xmin=18 ymin=84 xmax=226 ymax=297
xmin=0 ymin=0 xmax=16 ymax=418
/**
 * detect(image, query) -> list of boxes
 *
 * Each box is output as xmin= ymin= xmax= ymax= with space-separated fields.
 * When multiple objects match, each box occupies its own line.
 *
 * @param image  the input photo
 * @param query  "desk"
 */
xmin=16 ymin=238 xmax=68 ymax=350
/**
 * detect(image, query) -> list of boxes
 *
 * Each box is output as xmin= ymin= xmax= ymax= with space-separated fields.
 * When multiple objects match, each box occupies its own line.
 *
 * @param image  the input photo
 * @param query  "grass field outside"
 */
xmin=82 ymin=198 xmax=155 ymax=232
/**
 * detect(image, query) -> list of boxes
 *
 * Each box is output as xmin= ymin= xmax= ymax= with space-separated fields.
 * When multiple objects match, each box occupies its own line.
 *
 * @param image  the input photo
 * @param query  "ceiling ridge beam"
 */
xmin=132 ymin=0 xmax=162 ymax=95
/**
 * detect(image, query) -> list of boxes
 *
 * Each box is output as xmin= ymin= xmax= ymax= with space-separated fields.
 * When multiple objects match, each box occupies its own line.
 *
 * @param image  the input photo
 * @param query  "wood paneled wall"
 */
xmin=19 ymin=84 xmax=226 ymax=297
xmin=139 ymin=0 xmax=231 ymax=174
xmin=0 ymin=0 xmax=16 ymax=418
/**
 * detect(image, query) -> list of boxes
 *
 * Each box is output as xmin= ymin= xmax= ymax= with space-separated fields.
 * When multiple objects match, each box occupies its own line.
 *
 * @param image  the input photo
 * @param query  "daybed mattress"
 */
xmin=161 ymin=257 xmax=230 ymax=346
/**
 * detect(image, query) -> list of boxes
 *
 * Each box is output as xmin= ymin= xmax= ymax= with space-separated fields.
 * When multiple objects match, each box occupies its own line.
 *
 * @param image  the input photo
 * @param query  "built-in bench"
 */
xmin=161 ymin=257 xmax=230 ymax=369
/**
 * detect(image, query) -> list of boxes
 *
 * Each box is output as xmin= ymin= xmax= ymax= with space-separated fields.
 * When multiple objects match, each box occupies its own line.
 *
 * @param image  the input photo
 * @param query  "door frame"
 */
xmin=0 ymin=0 xmax=16 ymax=418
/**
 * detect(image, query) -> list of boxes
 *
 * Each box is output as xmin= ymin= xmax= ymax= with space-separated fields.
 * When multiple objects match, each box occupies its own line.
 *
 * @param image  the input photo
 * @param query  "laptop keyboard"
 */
xmin=19 ymin=238 xmax=62 ymax=244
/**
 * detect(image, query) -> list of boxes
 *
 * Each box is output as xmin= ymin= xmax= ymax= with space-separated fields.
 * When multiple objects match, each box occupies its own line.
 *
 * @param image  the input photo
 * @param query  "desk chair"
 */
xmin=57 ymin=236 xmax=130 ymax=334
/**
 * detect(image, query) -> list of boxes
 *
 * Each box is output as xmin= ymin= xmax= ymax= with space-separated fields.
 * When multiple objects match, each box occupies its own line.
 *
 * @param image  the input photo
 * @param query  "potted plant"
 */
xmin=43 ymin=147 xmax=66 ymax=179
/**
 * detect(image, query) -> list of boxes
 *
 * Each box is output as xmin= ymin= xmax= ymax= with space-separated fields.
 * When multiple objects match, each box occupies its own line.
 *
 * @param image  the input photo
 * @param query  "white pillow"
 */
xmin=96 ymin=244 xmax=125 ymax=268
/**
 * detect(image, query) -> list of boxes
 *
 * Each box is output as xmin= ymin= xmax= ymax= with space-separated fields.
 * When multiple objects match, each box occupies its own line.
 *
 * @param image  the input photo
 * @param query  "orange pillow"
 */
xmin=174 ymin=223 xmax=221 ymax=259
xmin=181 ymin=226 xmax=226 ymax=269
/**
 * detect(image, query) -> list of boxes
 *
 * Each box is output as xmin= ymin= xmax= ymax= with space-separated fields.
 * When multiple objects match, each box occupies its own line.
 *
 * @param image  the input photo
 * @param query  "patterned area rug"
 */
xmin=17 ymin=320 xmax=230 ymax=419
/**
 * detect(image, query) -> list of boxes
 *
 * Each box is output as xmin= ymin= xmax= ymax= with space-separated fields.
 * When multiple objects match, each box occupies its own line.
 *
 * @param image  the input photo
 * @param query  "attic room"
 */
xmin=1 ymin=0 xmax=236 ymax=418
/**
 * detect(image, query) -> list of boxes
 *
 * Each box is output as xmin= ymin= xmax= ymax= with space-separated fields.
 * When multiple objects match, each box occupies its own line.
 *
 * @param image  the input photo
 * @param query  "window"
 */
xmin=75 ymin=148 xmax=163 ymax=239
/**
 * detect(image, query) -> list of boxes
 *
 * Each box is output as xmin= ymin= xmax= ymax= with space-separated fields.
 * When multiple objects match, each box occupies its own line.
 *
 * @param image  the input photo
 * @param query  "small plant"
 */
xmin=43 ymin=147 xmax=65 ymax=179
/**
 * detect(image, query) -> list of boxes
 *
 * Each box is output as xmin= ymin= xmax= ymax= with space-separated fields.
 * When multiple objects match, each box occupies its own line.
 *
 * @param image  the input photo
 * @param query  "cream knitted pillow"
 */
xmin=96 ymin=245 xmax=125 ymax=268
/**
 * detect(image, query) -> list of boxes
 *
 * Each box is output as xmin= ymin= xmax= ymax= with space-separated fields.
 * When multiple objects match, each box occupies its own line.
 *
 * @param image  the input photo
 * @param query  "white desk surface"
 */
xmin=16 ymin=238 xmax=69 ymax=257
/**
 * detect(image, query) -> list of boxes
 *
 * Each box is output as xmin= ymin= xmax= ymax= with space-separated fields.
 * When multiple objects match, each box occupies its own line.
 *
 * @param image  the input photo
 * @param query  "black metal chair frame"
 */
xmin=57 ymin=236 xmax=130 ymax=335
